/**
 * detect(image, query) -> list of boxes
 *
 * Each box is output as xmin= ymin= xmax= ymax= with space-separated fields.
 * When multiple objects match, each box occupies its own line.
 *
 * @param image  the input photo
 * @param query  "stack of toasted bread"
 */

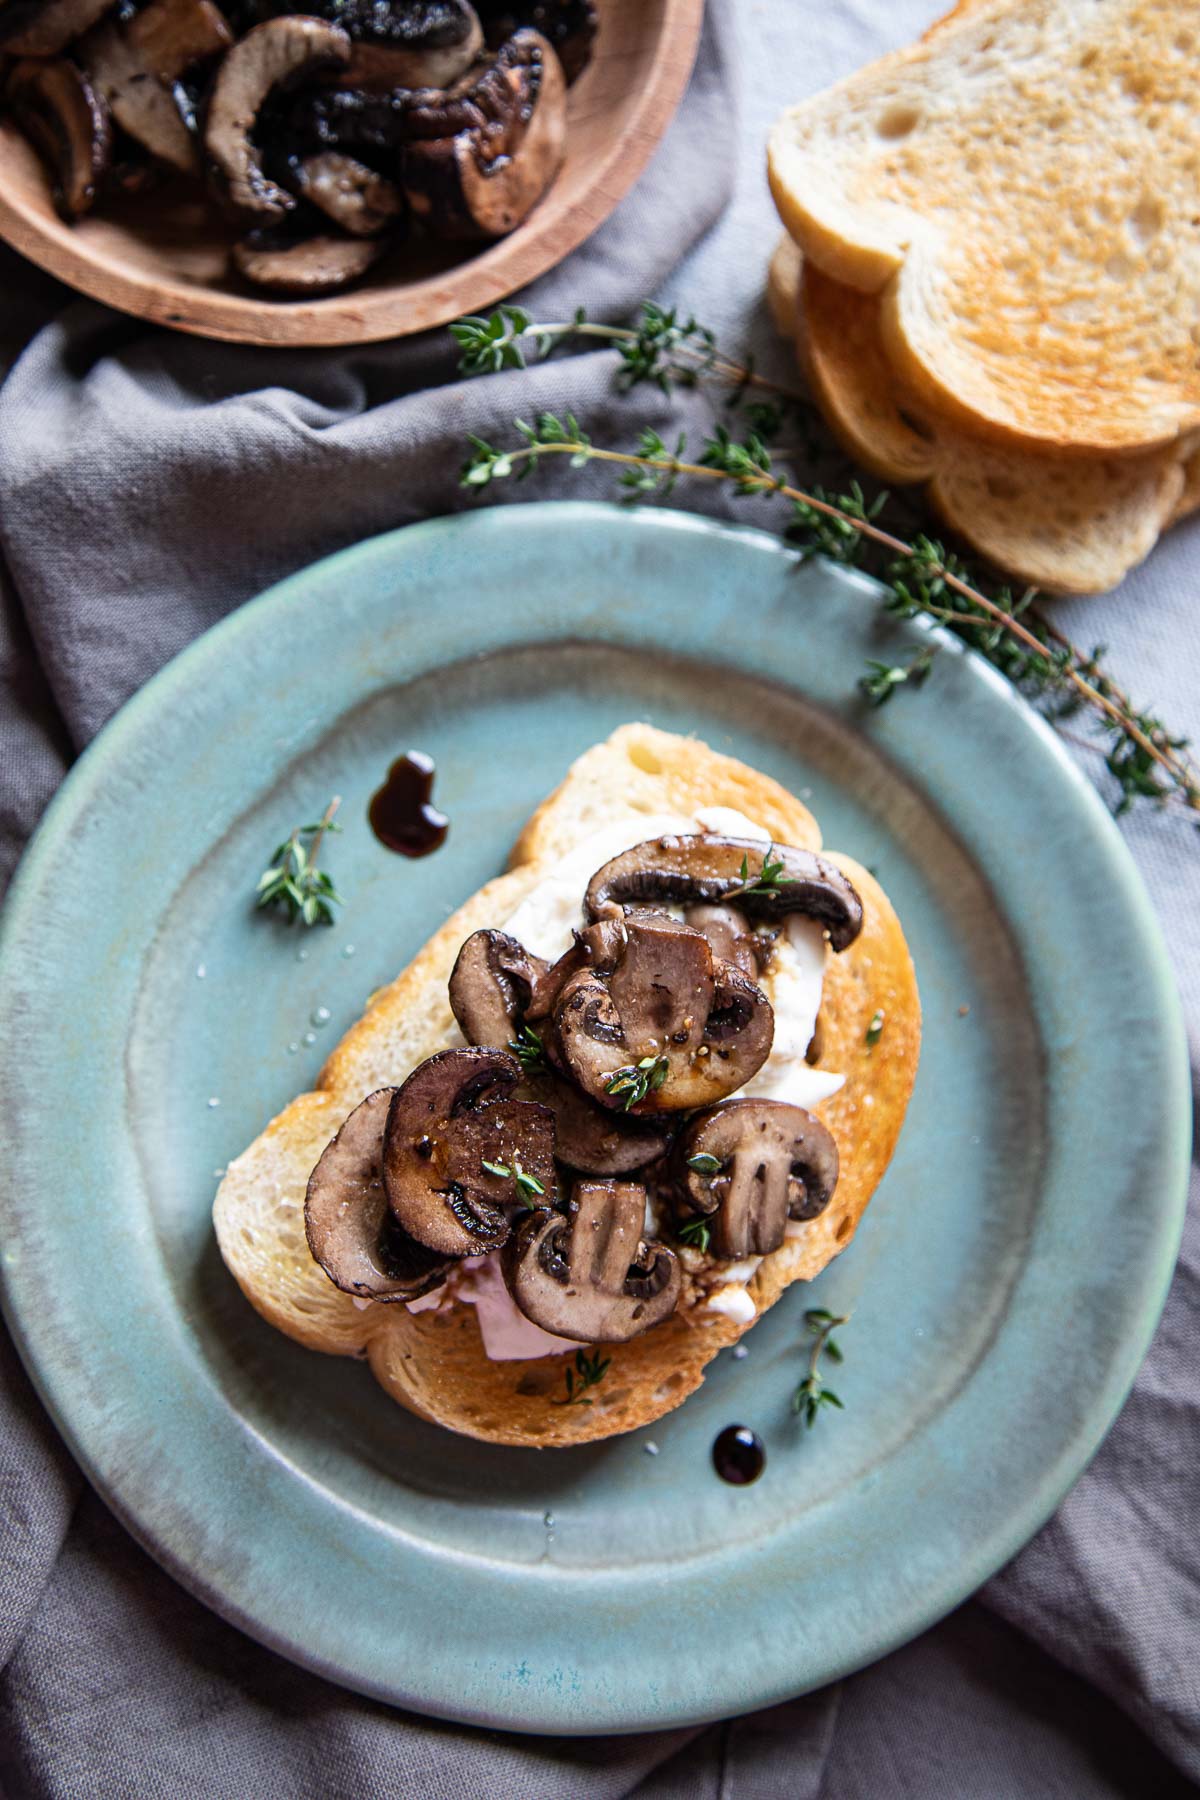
xmin=766 ymin=0 xmax=1200 ymax=594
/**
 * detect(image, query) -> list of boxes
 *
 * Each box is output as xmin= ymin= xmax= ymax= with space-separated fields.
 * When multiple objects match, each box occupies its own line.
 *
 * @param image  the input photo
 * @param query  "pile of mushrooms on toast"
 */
xmin=0 ymin=0 xmax=595 ymax=294
xmin=304 ymin=832 xmax=866 ymax=1348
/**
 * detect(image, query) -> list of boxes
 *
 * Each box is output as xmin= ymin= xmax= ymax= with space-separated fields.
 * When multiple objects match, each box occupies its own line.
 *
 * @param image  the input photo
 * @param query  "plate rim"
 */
xmin=0 ymin=501 xmax=1190 ymax=1733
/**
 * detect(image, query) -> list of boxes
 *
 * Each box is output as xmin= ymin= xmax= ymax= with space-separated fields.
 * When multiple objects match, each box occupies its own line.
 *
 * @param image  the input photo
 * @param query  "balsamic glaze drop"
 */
xmin=712 ymin=1424 xmax=765 ymax=1485
xmin=369 ymin=751 xmax=449 ymax=858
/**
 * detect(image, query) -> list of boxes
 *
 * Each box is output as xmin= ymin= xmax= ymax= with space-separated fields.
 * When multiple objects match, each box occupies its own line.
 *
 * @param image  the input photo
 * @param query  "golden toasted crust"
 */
xmin=767 ymin=0 xmax=1200 ymax=456
xmin=213 ymin=725 xmax=920 ymax=1446
xmin=768 ymin=236 xmax=1195 ymax=595
xmin=510 ymin=722 xmax=824 ymax=865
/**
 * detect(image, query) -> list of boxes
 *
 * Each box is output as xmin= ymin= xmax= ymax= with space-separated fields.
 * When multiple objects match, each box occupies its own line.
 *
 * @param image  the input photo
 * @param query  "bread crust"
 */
xmin=767 ymin=0 xmax=1200 ymax=456
xmin=767 ymin=235 xmax=1195 ymax=596
xmin=213 ymin=724 xmax=921 ymax=1446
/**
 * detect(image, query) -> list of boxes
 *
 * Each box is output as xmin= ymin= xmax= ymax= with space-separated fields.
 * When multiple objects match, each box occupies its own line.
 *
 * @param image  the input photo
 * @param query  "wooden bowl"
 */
xmin=0 ymin=0 xmax=703 ymax=347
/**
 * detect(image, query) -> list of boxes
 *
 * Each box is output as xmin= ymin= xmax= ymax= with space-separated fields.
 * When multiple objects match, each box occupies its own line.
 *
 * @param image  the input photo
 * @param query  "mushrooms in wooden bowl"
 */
xmin=0 ymin=0 xmax=703 ymax=345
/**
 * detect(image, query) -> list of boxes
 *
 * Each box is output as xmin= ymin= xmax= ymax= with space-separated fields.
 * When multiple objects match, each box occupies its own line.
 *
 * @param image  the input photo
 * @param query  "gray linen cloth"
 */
xmin=1 ymin=4 xmax=1198 ymax=1795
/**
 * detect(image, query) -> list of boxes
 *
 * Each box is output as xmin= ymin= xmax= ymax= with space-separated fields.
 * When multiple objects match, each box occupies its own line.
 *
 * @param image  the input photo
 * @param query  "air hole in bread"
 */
xmin=1105 ymin=253 xmax=1134 ymax=282
xmin=876 ymin=103 xmax=920 ymax=140
xmin=1121 ymin=69 xmax=1154 ymax=102
xmin=1129 ymin=197 xmax=1163 ymax=244
xmin=652 ymin=1372 xmax=686 ymax=1403
xmin=626 ymin=741 xmax=663 ymax=775
xmin=984 ymin=474 xmax=1022 ymax=502
xmin=835 ymin=1215 xmax=853 ymax=1244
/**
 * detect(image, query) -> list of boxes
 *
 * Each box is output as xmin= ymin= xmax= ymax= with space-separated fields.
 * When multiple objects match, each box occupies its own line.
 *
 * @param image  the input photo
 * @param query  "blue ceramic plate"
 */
xmin=0 ymin=504 xmax=1188 ymax=1733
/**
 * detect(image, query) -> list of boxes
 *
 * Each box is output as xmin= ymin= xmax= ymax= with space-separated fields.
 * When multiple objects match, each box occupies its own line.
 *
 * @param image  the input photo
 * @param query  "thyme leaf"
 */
xmin=605 ymin=1053 xmax=670 ymax=1111
xmin=255 ymin=797 xmax=343 ymax=927
xmin=793 ymin=1308 xmax=850 ymax=1428
xmin=676 ymin=1216 xmax=712 ymax=1253
xmin=552 ymin=1347 xmax=611 ymax=1407
xmin=481 ymin=1158 xmax=545 ymax=1205
xmin=859 ymin=647 xmax=937 ymax=706
xmin=508 ymin=1023 xmax=547 ymax=1074
xmin=865 ymin=1009 xmax=885 ymax=1051
xmin=726 ymin=847 xmax=792 ymax=899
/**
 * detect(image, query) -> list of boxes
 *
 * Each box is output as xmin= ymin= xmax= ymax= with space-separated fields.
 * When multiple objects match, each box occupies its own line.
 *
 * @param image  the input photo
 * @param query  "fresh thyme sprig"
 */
xmin=255 ymin=797 xmax=344 ymax=927
xmin=552 ymin=1347 xmax=611 ymax=1407
xmin=508 ymin=1023 xmax=547 ymax=1074
xmin=459 ymin=416 xmax=1199 ymax=821
xmin=793 ymin=1307 xmax=849 ymax=1428
xmin=452 ymin=302 xmax=796 ymax=402
xmin=481 ymin=1157 xmax=546 ymax=1206
xmin=605 ymin=1054 xmax=670 ymax=1110
xmin=860 ymin=647 xmax=937 ymax=706
xmin=727 ymin=847 xmax=792 ymax=899
xmin=676 ymin=1216 xmax=713 ymax=1252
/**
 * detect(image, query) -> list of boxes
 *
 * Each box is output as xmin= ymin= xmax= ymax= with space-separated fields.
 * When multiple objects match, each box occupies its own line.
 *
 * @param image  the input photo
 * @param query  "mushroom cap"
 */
xmin=304 ymin=1087 xmax=453 ymax=1301
xmin=382 ymin=1047 xmax=556 ymax=1257
xmin=292 ymin=151 xmax=404 ymax=236
xmin=328 ymin=0 xmax=483 ymax=88
xmin=585 ymin=835 xmax=865 ymax=952
xmin=526 ymin=1067 xmax=675 ymax=1175
xmin=504 ymin=1179 xmax=681 ymax=1343
xmin=4 ymin=56 xmax=112 ymax=221
xmin=80 ymin=16 xmax=200 ymax=174
xmin=0 ymin=0 xmax=114 ymax=58
xmin=402 ymin=28 xmax=566 ymax=239
xmin=126 ymin=0 xmax=234 ymax=83
xmin=232 ymin=228 xmax=387 ymax=292
xmin=552 ymin=912 xmax=774 ymax=1113
xmin=684 ymin=902 xmax=765 ymax=978
xmin=478 ymin=0 xmax=596 ymax=83
xmin=675 ymin=1099 xmax=841 ymax=1259
xmin=448 ymin=927 xmax=548 ymax=1051
xmin=205 ymin=15 xmax=351 ymax=225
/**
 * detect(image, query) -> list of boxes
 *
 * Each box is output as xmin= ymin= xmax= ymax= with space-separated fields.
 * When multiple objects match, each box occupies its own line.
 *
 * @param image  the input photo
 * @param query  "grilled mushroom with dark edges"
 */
xmin=80 ymin=0 xmax=233 ymax=175
xmin=448 ymin=927 xmax=548 ymax=1050
xmin=533 ymin=1068 xmax=675 ymax=1175
xmin=305 ymin=1088 xmax=453 ymax=1300
xmin=585 ymin=836 xmax=864 ymax=952
xmin=0 ymin=0 xmax=114 ymax=58
xmin=402 ymin=27 xmax=566 ymax=238
xmin=449 ymin=926 xmax=671 ymax=1174
xmin=675 ymin=1099 xmax=840 ymax=1259
xmin=504 ymin=1178 xmax=681 ymax=1342
xmin=291 ymin=150 xmax=404 ymax=234
xmin=548 ymin=910 xmax=774 ymax=1114
xmin=205 ymin=15 xmax=351 ymax=223
xmin=684 ymin=903 xmax=766 ymax=979
xmin=477 ymin=0 xmax=595 ymax=83
xmin=4 ymin=58 xmax=111 ymax=220
xmin=232 ymin=225 xmax=387 ymax=291
xmin=318 ymin=0 xmax=483 ymax=90
xmin=382 ymin=1046 xmax=555 ymax=1257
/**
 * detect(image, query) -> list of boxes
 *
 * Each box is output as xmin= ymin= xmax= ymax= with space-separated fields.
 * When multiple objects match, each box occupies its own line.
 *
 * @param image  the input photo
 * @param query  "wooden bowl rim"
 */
xmin=0 ymin=0 xmax=704 ymax=348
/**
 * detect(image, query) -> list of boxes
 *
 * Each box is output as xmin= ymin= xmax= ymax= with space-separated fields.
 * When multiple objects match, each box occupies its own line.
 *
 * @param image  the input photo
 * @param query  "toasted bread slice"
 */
xmin=767 ymin=0 xmax=1200 ymax=456
xmin=767 ymin=236 xmax=1194 ymax=595
xmin=214 ymin=724 xmax=920 ymax=1447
